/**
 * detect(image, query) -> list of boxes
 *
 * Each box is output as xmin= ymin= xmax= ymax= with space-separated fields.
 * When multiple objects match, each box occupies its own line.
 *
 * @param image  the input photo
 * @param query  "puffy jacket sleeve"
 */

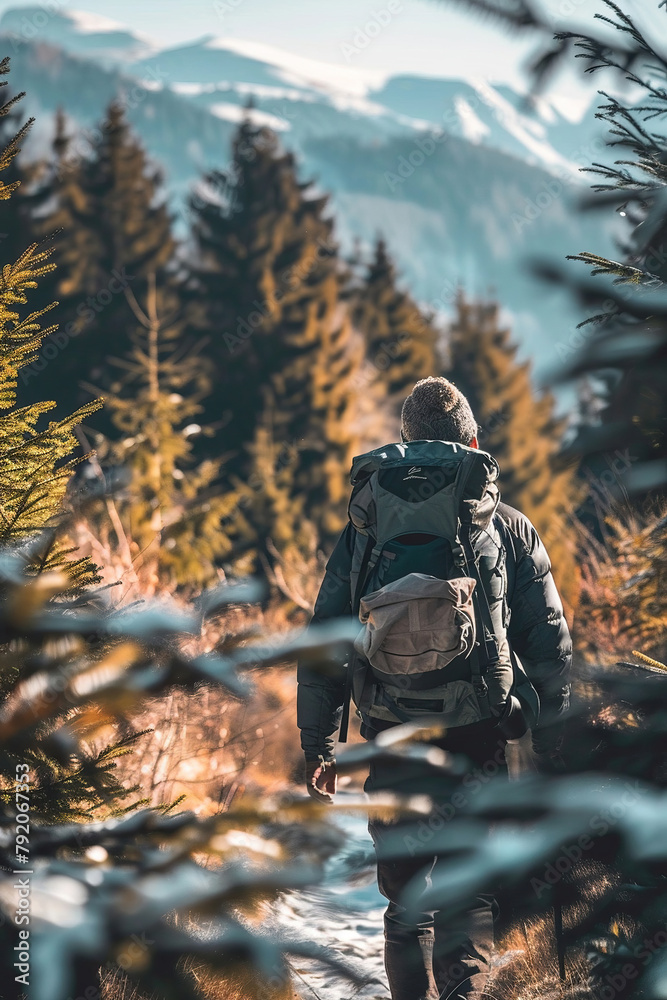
xmin=497 ymin=504 xmax=572 ymax=758
xmin=296 ymin=522 xmax=356 ymax=761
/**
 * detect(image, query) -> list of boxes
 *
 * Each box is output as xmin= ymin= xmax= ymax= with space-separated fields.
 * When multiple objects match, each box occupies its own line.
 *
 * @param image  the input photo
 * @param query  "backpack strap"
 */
xmin=339 ymin=532 xmax=382 ymax=743
xmin=459 ymin=520 xmax=499 ymax=718
xmin=352 ymin=533 xmax=378 ymax=616
xmin=491 ymin=513 xmax=541 ymax=728
xmin=374 ymin=684 xmax=412 ymax=724
xmin=461 ymin=523 xmax=500 ymax=667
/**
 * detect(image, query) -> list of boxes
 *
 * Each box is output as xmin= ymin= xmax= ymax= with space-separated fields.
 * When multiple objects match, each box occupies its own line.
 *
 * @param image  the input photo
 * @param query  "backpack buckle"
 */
xmin=473 ymin=677 xmax=488 ymax=697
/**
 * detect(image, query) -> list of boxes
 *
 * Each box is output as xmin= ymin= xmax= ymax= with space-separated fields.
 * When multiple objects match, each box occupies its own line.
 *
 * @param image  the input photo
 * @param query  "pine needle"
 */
xmin=631 ymin=650 xmax=667 ymax=671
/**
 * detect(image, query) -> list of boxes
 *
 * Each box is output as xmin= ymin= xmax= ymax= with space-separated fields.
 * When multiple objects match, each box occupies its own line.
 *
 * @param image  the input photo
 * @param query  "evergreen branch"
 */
xmin=565 ymin=252 xmax=662 ymax=286
xmin=631 ymin=650 xmax=667 ymax=671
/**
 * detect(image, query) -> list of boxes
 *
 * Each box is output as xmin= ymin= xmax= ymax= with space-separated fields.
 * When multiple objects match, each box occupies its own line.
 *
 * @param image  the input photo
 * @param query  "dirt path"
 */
xmin=274 ymin=809 xmax=389 ymax=999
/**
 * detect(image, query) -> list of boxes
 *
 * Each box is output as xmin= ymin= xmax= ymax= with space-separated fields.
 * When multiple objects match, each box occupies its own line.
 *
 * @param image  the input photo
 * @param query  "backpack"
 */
xmin=338 ymin=440 xmax=539 ymax=740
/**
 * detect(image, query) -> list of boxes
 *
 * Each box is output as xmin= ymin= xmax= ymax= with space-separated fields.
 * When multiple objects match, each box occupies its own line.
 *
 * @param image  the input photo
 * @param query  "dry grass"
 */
xmin=182 ymin=960 xmax=295 ymax=1000
xmin=67 ymin=530 xmax=311 ymax=999
xmin=74 ymin=510 xmax=646 ymax=1000
xmin=117 ymin=663 xmax=301 ymax=813
xmin=101 ymin=959 xmax=295 ymax=1000
xmin=491 ymin=861 xmax=636 ymax=1000
xmin=111 ymin=595 xmax=310 ymax=813
xmin=573 ymin=506 xmax=667 ymax=667
xmin=492 ymin=915 xmax=592 ymax=1000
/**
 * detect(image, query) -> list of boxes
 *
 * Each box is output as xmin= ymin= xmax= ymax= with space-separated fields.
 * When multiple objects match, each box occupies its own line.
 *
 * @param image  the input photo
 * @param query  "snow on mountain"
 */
xmin=454 ymin=95 xmax=490 ymax=143
xmin=0 ymin=6 xmax=600 ymax=178
xmin=135 ymin=43 xmax=595 ymax=176
xmin=0 ymin=7 xmax=622 ymax=384
xmin=205 ymin=36 xmax=388 ymax=99
xmin=57 ymin=10 xmax=127 ymax=34
xmin=209 ymin=102 xmax=290 ymax=131
xmin=371 ymin=75 xmax=597 ymax=178
xmin=127 ymin=36 xmax=597 ymax=178
xmin=0 ymin=6 xmax=155 ymax=62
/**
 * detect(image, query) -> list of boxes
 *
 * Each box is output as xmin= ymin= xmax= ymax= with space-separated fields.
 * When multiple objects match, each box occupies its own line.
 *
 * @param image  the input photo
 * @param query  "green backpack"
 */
xmin=339 ymin=440 xmax=539 ymax=740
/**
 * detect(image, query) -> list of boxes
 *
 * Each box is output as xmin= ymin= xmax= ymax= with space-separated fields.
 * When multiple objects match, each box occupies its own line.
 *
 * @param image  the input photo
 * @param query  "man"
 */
xmin=297 ymin=376 xmax=572 ymax=1000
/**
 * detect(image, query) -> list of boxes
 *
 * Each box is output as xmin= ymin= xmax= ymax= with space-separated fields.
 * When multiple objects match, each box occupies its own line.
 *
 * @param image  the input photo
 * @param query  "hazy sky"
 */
xmin=0 ymin=0 xmax=662 ymax=103
xmin=0 ymin=0 xmax=542 ymax=84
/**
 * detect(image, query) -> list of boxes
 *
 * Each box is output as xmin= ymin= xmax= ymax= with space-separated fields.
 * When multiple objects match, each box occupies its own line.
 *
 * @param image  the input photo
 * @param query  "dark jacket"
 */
xmin=296 ymin=500 xmax=572 ymax=762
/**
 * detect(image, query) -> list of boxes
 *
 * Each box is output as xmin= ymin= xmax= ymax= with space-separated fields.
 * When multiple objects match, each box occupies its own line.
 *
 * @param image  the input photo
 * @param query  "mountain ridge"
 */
xmin=0 ymin=8 xmax=620 ymax=385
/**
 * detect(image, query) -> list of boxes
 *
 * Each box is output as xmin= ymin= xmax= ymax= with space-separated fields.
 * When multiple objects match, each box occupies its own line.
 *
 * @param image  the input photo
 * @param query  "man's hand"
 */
xmin=531 ymin=745 xmax=566 ymax=774
xmin=305 ymin=758 xmax=337 ymax=803
xmin=532 ymin=721 xmax=567 ymax=774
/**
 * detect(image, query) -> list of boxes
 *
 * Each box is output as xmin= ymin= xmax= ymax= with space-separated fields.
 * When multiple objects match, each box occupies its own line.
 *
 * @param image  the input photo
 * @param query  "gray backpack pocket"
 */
xmin=354 ymin=572 xmax=477 ymax=691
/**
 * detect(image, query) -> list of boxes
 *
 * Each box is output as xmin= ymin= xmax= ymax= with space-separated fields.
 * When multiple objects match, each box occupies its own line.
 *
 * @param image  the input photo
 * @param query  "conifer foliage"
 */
xmin=88 ymin=271 xmax=236 ymax=592
xmin=578 ymin=501 xmax=667 ymax=665
xmin=231 ymin=397 xmax=323 ymax=609
xmin=353 ymin=237 xmax=440 ymax=403
xmin=440 ymin=0 xmax=667 ymax=492
xmin=0 ymin=95 xmax=43 ymax=277
xmin=0 ymin=551 xmax=361 ymax=1000
xmin=446 ymin=293 xmax=581 ymax=608
xmin=190 ymin=119 xmax=366 ymax=546
xmin=553 ymin=3 xmax=667 ymax=488
xmin=25 ymin=101 xmax=175 ymax=407
xmin=0 ymin=66 xmax=367 ymax=1000
xmin=0 ymin=60 xmax=101 ymax=584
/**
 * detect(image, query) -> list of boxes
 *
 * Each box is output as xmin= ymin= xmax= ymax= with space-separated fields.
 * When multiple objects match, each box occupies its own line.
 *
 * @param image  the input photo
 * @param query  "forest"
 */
xmin=0 ymin=0 xmax=666 ymax=998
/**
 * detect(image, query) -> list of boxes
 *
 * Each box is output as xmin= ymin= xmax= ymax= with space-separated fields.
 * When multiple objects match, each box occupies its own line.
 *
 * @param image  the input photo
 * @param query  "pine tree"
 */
xmin=577 ymin=501 xmax=667 ymax=665
xmin=426 ymin=1 xmax=667 ymax=490
xmin=86 ymin=272 xmax=236 ymax=593
xmin=0 ymin=95 xmax=44 ymax=276
xmin=0 ymin=65 xmax=102 ymax=586
xmin=28 ymin=109 xmax=101 ymax=322
xmin=189 ymin=120 xmax=367 ymax=547
xmin=267 ymin=287 xmax=365 ymax=545
xmin=0 ymin=67 xmax=364 ymax=1000
xmin=231 ymin=395 xmax=322 ymax=610
xmin=353 ymin=237 xmax=440 ymax=404
xmin=446 ymin=292 xmax=581 ymax=610
xmin=189 ymin=119 xmax=333 ymax=463
xmin=23 ymin=101 xmax=176 ymax=411
xmin=0 ymin=54 xmax=161 ymax=845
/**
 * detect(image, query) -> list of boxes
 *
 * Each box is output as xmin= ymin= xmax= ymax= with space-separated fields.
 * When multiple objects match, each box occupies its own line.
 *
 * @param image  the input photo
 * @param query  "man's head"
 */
xmin=400 ymin=376 xmax=478 ymax=447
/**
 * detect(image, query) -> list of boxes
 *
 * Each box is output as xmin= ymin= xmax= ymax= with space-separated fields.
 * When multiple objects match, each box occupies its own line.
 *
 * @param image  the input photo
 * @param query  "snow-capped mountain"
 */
xmin=0 ymin=7 xmax=621 ymax=381
xmin=0 ymin=7 xmax=155 ymax=63
xmin=371 ymin=75 xmax=599 ymax=177
xmin=0 ymin=8 xmax=599 ymax=176
xmin=125 ymin=32 xmax=598 ymax=177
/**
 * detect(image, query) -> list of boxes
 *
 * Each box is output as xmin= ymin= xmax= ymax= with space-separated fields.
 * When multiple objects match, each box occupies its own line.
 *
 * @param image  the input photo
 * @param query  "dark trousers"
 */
xmin=365 ymin=722 xmax=507 ymax=1000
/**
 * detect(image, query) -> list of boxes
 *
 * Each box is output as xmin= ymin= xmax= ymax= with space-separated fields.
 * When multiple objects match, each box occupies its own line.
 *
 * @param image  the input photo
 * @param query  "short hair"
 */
xmin=400 ymin=377 xmax=478 ymax=445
